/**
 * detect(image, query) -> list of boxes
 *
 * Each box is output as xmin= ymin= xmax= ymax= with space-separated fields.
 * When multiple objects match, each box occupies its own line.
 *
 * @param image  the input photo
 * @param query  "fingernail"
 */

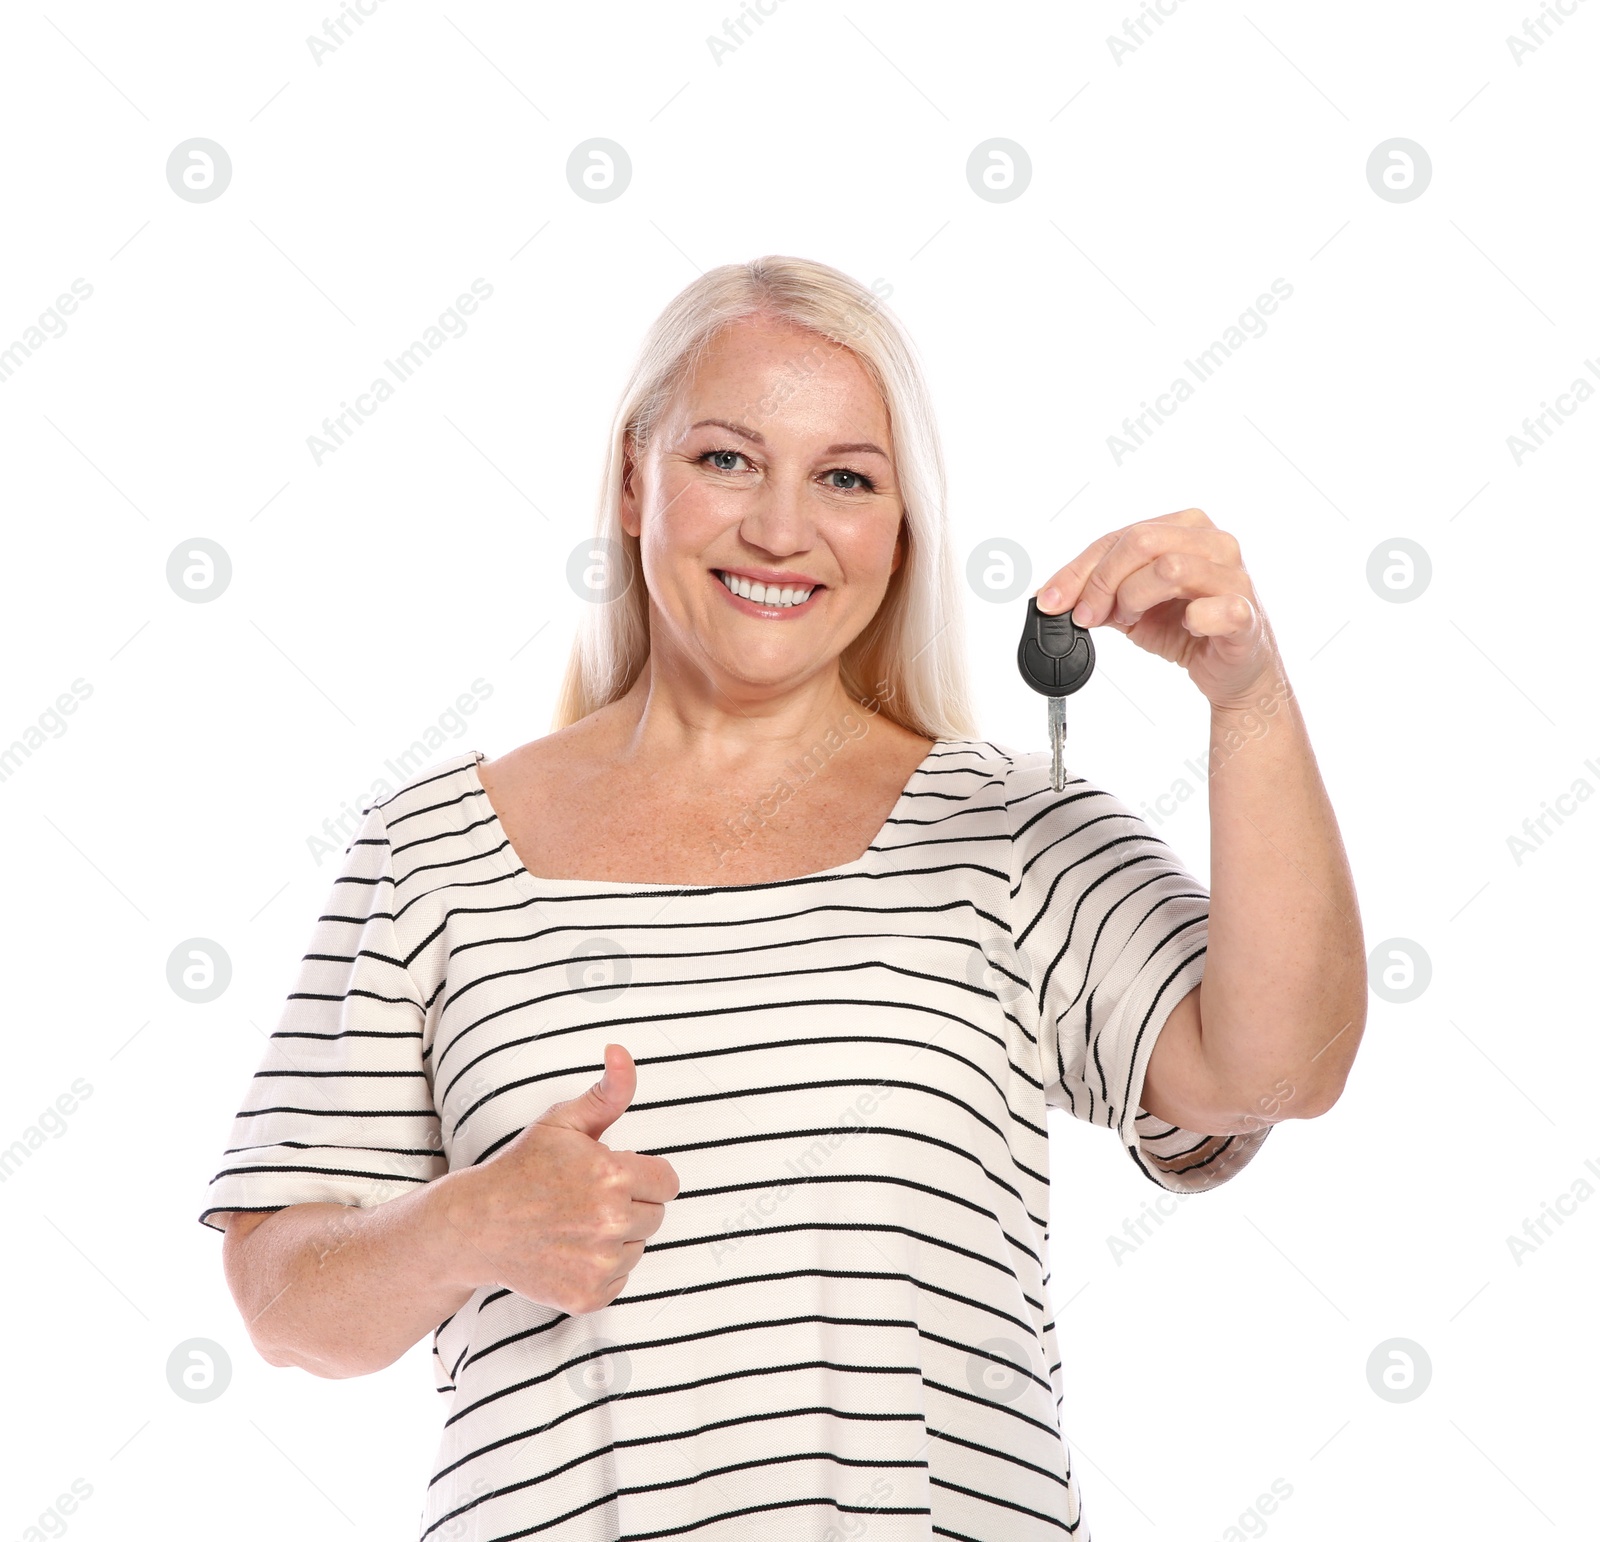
xmin=1038 ymin=586 xmax=1062 ymax=611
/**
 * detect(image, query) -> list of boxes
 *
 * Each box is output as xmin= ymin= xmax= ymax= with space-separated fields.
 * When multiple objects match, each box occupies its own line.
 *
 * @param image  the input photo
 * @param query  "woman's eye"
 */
xmin=699 ymin=449 xmax=875 ymax=493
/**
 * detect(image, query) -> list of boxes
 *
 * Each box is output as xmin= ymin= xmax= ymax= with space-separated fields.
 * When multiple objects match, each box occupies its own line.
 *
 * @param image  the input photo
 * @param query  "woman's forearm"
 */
xmin=1197 ymin=671 xmax=1367 ymax=1120
xmin=225 ymin=1173 xmax=487 ymax=1379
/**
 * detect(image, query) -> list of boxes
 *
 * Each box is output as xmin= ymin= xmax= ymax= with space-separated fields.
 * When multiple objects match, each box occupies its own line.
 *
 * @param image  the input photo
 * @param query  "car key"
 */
xmin=1017 ymin=595 xmax=1095 ymax=791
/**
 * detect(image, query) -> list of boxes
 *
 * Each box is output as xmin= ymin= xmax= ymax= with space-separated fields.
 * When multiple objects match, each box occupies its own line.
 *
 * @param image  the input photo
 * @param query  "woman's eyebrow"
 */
xmin=689 ymin=417 xmax=889 ymax=459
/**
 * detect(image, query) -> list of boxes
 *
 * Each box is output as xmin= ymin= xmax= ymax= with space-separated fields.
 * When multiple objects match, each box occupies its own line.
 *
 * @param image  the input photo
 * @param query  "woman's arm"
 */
xmin=218 ymin=1175 xmax=482 ymax=1379
xmin=1039 ymin=508 xmax=1368 ymax=1134
xmin=1205 ymin=676 xmax=1366 ymax=1116
xmin=217 ymin=1045 xmax=682 ymax=1379
xmin=1142 ymin=674 xmax=1366 ymax=1134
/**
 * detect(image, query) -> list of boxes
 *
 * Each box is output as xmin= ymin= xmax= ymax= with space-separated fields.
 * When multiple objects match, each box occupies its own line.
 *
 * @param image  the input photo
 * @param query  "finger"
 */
xmin=598 ymin=1241 xmax=647 ymax=1300
xmin=1039 ymin=516 xmax=1233 ymax=618
xmin=1060 ymin=524 xmax=1240 ymax=626
xmin=1099 ymin=553 xmax=1255 ymax=630
xmin=1035 ymin=527 xmax=1123 ymax=616
xmin=614 ymin=1149 xmax=681 ymax=1204
xmin=1033 ymin=508 xmax=1222 ymax=612
xmin=1181 ymin=591 xmax=1262 ymax=641
xmin=621 ymin=1197 xmax=670 ymax=1241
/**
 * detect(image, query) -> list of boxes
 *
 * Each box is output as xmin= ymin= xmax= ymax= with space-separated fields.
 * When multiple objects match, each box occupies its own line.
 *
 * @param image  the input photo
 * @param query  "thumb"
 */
xmin=536 ymin=1042 xmax=636 ymax=1140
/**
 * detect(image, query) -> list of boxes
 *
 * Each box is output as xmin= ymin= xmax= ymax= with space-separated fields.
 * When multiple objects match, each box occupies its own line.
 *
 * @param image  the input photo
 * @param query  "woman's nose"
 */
xmin=737 ymin=474 xmax=816 ymax=555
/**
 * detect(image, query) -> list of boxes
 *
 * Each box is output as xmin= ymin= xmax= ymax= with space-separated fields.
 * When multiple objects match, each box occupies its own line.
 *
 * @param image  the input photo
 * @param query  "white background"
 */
xmin=2 ymin=2 xmax=1596 ymax=1538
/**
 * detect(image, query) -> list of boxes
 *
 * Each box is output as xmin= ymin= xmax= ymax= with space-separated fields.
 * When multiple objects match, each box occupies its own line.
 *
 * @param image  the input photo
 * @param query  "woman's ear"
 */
xmin=889 ymin=515 xmax=908 ymax=574
xmin=620 ymin=438 xmax=640 ymax=538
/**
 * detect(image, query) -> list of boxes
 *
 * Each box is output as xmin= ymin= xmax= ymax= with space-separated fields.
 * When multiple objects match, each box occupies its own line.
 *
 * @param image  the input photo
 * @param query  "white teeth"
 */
xmin=718 ymin=571 xmax=815 ymax=607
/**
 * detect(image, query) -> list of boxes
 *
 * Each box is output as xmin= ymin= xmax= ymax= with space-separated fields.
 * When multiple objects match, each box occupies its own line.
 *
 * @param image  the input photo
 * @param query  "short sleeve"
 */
xmin=197 ymin=800 xmax=448 ymax=1232
xmin=1005 ymin=748 xmax=1271 ymax=1193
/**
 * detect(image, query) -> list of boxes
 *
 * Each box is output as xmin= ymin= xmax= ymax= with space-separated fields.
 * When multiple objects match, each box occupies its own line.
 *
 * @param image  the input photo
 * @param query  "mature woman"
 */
xmin=200 ymin=256 xmax=1365 ymax=1540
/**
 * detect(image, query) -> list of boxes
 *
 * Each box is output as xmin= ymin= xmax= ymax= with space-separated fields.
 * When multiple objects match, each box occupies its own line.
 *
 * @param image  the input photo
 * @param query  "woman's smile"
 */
xmin=711 ymin=564 xmax=827 ymax=617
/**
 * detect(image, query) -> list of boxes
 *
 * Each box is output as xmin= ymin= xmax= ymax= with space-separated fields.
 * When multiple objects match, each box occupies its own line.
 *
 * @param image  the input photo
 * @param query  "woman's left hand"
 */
xmin=1036 ymin=507 xmax=1283 ymax=711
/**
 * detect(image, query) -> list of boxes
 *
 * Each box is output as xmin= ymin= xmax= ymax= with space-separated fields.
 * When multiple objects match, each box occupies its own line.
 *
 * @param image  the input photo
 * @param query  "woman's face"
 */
xmin=620 ymin=313 xmax=904 ymax=702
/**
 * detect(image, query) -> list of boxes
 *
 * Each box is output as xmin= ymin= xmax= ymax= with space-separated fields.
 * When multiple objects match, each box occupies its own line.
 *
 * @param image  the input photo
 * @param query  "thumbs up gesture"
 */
xmin=436 ymin=1043 xmax=681 ymax=1316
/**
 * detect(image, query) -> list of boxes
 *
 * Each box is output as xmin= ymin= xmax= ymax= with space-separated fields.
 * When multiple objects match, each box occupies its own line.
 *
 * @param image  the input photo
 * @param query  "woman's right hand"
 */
xmin=435 ymin=1042 xmax=680 ymax=1315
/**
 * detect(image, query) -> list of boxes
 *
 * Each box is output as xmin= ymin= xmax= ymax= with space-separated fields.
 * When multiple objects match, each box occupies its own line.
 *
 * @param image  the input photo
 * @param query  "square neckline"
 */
xmin=465 ymin=736 xmax=954 ymax=894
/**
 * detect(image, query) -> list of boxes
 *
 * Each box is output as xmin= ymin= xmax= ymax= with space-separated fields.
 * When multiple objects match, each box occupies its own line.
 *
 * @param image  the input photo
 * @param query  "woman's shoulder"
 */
xmin=925 ymin=736 xmax=1025 ymax=789
xmin=475 ymin=711 xmax=615 ymax=803
xmin=355 ymin=713 xmax=616 ymax=848
xmin=927 ymin=737 xmax=1134 ymax=836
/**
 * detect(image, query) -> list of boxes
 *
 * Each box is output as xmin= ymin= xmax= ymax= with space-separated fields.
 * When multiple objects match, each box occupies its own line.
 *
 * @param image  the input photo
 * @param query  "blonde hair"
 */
xmin=552 ymin=255 xmax=976 ymax=741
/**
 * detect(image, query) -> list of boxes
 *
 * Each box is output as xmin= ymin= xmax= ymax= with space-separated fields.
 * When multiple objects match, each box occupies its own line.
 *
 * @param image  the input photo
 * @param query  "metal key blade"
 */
xmin=1048 ymin=695 xmax=1066 ymax=791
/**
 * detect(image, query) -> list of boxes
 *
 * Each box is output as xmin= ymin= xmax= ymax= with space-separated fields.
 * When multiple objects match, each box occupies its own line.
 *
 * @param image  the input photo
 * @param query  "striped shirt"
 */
xmin=199 ymin=736 xmax=1271 ymax=1540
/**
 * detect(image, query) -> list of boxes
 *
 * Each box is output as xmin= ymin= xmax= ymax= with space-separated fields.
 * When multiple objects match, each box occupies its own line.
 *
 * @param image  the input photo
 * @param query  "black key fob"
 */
xmin=1017 ymin=596 xmax=1095 ymax=697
